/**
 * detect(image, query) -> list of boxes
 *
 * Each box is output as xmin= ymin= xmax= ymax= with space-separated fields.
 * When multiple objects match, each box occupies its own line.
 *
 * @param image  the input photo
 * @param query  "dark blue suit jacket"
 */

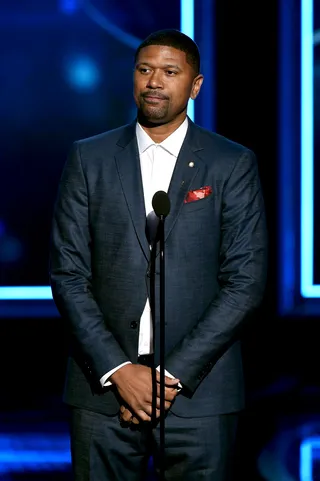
xmin=50 ymin=118 xmax=268 ymax=417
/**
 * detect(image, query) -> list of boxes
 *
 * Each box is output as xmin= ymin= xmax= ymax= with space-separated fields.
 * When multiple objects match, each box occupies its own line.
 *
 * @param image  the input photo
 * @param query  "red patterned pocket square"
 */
xmin=184 ymin=186 xmax=213 ymax=203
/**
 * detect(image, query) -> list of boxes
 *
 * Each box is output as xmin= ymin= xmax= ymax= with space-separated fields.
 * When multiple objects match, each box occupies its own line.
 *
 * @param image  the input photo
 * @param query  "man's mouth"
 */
xmin=143 ymin=94 xmax=168 ymax=101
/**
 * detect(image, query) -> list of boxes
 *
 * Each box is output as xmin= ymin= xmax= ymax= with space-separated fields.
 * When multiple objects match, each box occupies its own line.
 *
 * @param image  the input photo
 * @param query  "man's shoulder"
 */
xmin=75 ymin=122 xmax=134 ymax=153
xmin=193 ymin=123 xmax=253 ymax=158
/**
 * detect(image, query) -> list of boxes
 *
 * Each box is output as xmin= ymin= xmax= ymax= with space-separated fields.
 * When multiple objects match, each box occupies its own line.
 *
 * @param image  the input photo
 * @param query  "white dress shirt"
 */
xmin=100 ymin=117 xmax=189 ymax=386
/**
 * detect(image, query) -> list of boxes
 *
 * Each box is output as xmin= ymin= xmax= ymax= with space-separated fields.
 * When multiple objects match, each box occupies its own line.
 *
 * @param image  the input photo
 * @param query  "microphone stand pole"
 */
xmin=158 ymin=214 xmax=166 ymax=481
xmin=148 ymin=191 xmax=170 ymax=480
xmin=149 ymin=232 xmax=157 ymax=428
xmin=149 ymin=216 xmax=166 ymax=481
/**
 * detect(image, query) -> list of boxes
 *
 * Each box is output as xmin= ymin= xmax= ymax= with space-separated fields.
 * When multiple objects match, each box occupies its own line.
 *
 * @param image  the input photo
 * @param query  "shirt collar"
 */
xmin=136 ymin=117 xmax=188 ymax=158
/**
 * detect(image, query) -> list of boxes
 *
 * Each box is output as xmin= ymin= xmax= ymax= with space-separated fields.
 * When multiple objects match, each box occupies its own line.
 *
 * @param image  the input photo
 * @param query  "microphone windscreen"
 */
xmin=152 ymin=191 xmax=171 ymax=217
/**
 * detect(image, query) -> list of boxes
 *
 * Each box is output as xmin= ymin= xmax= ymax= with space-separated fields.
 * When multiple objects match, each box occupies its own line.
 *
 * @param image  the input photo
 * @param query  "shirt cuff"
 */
xmin=156 ymin=365 xmax=183 ymax=390
xmin=100 ymin=361 xmax=132 ymax=387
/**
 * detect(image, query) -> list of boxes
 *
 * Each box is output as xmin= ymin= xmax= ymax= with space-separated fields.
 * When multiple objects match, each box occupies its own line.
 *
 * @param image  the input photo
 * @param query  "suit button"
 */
xmin=130 ymin=321 xmax=138 ymax=329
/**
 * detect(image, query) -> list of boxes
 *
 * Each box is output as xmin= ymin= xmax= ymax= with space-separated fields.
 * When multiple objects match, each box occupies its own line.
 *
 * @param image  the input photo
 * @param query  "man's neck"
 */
xmin=138 ymin=113 xmax=187 ymax=143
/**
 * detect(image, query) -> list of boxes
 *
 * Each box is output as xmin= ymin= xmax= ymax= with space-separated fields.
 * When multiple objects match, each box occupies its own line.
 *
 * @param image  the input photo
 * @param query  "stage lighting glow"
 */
xmin=300 ymin=437 xmax=320 ymax=481
xmin=59 ymin=0 xmax=79 ymax=14
xmin=301 ymin=0 xmax=317 ymax=297
xmin=0 ymin=236 xmax=22 ymax=263
xmin=0 ymin=433 xmax=71 ymax=473
xmin=65 ymin=56 xmax=100 ymax=91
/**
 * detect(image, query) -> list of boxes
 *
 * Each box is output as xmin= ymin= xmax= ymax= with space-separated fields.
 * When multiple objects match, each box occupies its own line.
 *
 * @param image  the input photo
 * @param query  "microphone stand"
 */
xmin=148 ymin=215 xmax=166 ymax=481
xmin=158 ymin=214 xmax=166 ymax=481
xmin=148 ymin=191 xmax=170 ymax=481
xmin=149 ymin=230 xmax=157 ymax=428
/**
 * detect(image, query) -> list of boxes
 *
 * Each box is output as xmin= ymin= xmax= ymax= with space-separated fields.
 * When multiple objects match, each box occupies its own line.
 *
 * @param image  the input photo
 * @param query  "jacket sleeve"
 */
xmin=49 ymin=142 xmax=130 ymax=383
xmin=164 ymin=150 xmax=268 ymax=393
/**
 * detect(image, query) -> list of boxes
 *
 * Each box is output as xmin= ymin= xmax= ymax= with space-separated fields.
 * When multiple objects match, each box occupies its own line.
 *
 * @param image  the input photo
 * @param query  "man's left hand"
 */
xmin=119 ymin=405 xmax=140 ymax=425
xmin=119 ymin=373 xmax=180 ymax=425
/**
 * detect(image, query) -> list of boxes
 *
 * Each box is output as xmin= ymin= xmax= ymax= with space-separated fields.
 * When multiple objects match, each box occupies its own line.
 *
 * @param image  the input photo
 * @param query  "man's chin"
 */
xmin=140 ymin=107 xmax=167 ymax=122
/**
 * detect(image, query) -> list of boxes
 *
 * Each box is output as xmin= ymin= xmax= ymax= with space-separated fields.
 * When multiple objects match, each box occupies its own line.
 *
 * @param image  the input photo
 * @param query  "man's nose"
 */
xmin=146 ymin=71 xmax=163 ymax=89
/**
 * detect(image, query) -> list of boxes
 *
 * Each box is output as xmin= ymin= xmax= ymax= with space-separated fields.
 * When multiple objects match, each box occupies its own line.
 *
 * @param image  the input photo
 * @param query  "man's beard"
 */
xmin=139 ymin=103 xmax=169 ymax=121
xmin=137 ymin=93 xmax=170 ymax=122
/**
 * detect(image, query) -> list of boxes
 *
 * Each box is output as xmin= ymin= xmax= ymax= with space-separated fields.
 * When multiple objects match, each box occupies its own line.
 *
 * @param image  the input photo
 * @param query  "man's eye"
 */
xmin=166 ymin=70 xmax=176 ymax=76
xmin=140 ymin=68 xmax=150 ymax=74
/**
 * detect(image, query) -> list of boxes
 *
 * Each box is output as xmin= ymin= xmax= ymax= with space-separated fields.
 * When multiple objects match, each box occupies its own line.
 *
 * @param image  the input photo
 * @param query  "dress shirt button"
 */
xmin=130 ymin=321 xmax=138 ymax=329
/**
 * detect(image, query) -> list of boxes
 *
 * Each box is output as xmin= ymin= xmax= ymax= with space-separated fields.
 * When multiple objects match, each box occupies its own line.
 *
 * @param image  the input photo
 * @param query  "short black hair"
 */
xmin=134 ymin=29 xmax=200 ymax=74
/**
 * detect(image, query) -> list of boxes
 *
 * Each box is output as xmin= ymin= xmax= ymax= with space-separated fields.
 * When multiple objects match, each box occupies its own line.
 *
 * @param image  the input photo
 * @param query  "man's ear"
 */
xmin=190 ymin=74 xmax=204 ymax=100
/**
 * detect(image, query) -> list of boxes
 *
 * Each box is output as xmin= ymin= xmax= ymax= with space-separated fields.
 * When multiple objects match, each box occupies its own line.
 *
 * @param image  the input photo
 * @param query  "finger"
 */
xmin=165 ymin=376 xmax=180 ymax=386
xmin=156 ymin=371 xmax=180 ymax=385
xmin=120 ymin=405 xmax=126 ymax=414
xmin=136 ymin=402 xmax=156 ymax=417
xmin=132 ymin=416 xmax=140 ymax=424
xmin=142 ymin=403 xmax=161 ymax=418
xmin=151 ymin=408 xmax=163 ymax=418
xmin=156 ymin=385 xmax=178 ymax=401
xmin=155 ymin=398 xmax=172 ymax=410
xmin=121 ymin=409 xmax=133 ymax=423
xmin=136 ymin=410 xmax=152 ymax=422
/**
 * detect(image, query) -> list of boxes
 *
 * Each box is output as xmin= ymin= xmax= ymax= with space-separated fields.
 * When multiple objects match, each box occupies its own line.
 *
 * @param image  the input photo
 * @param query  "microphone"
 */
xmin=146 ymin=192 xmax=171 ymax=245
xmin=152 ymin=190 xmax=171 ymax=218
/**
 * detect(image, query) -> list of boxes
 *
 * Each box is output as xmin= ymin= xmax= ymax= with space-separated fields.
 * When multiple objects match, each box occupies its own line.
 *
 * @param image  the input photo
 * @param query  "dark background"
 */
xmin=0 ymin=0 xmax=319 ymax=480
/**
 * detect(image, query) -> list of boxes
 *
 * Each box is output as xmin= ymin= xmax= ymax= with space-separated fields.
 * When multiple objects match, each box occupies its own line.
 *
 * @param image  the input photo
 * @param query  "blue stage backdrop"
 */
xmin=0 ymin=1 xmax=181 ymax=289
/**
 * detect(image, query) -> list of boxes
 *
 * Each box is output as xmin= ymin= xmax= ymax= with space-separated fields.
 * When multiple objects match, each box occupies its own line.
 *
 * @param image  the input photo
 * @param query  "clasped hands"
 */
xmin=110 ymin=364 xmax=180 ymax=426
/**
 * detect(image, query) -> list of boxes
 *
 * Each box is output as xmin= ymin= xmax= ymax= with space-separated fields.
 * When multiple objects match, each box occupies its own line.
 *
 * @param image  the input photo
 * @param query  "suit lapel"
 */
xmin=165 ymin=120 xmax=205 ymax=241
xmin=114 ymin=123 xmax=150 ymax=260
xmin=114 ymin=119 xmax=206 ymax=258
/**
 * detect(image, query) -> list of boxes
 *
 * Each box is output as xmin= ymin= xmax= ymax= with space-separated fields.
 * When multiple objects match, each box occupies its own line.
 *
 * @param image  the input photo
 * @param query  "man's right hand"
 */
xmin=110 ymin=364 xmax=179 ymax=421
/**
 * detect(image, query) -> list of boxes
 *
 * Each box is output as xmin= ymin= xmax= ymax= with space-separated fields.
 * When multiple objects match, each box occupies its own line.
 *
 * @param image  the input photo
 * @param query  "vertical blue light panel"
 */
xmin=300 ymin=437 xmax=320 ymax=481
xmin=301 ymin=0 xmax=318 ymax=297
xmin=198 ymin=0 xmax=215 ymax=131
xmin=181 ymin=0 xmax=195 ymax=121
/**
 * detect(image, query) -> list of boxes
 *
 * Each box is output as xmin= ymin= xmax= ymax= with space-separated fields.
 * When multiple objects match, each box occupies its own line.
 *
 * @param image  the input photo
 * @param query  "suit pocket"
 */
xmin=183 ymin=193 xmax=214 ymax=212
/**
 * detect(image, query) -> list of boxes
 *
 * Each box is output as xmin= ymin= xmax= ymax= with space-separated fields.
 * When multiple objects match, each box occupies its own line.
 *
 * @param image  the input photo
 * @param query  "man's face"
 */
xmin=133 ymin=45 xmax=203 ymax=124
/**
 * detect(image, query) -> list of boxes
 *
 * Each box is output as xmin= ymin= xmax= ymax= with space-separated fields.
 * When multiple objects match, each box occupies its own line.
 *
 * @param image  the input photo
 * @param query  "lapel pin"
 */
xmin=188 ymin=161 xmax=194 ymax=168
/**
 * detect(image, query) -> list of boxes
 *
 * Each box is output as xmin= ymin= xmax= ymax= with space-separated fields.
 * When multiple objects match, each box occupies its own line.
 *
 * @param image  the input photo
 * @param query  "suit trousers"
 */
xmin=70 ymin=406 xmax=238 ymax=481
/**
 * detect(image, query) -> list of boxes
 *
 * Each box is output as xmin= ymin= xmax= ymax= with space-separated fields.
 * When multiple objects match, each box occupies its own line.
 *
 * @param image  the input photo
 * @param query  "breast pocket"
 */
xmin=182 ymin=193 xmax=215 ymax=212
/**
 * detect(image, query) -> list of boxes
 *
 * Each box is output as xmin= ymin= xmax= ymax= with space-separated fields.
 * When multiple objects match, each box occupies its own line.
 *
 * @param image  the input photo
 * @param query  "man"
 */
xmin=50 ymin=29 xmax=268 ymax=481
